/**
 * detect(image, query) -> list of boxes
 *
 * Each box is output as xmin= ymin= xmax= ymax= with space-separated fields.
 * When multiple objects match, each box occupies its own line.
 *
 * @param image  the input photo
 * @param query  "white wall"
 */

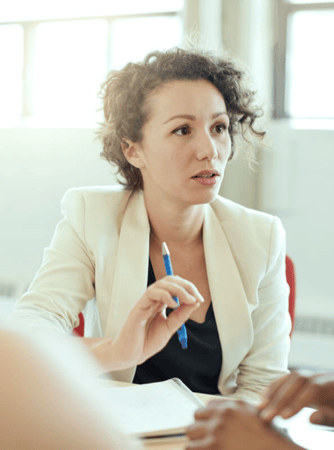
xmin=0 ymin=128 xmax=118 ymax=286
xmin=259 ymin=122 xmax=334 ymax=370
xmin=259 ymin=123 xmax=334 ymax=319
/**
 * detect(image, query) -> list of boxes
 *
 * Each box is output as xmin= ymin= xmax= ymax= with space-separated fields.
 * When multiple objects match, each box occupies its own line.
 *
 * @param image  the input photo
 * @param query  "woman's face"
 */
xmin=126 ymin=79 xmax=232 ymax=207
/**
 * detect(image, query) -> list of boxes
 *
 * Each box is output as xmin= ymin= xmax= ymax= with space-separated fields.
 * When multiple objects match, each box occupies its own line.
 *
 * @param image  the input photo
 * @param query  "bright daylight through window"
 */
xmin=286 ymin=9 xmax=334 ymax=118
xmin=0 ymin=0 xmax=184 ymax=127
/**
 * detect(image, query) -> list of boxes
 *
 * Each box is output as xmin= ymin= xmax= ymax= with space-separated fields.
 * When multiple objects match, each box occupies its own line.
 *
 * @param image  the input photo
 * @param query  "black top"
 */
xmin=133 ymin=258 xmax=223 ymax=395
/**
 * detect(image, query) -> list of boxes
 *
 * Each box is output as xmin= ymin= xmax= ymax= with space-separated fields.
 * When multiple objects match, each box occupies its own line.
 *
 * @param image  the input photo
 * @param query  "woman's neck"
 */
xmin=144 ymin=192 xmax=205 ymax=250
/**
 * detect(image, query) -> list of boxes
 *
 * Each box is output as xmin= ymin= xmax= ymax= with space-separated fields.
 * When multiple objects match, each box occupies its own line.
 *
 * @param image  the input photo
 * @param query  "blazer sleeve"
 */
xmin=229 ymin=217 xmax=291 ymax=403
xmin=8 ymin=189 xmax=96 ymax=334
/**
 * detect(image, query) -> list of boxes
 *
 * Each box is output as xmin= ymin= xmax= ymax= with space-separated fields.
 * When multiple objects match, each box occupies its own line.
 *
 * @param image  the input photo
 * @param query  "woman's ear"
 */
xmin=121 ymin=139 xmax=146 ymax=169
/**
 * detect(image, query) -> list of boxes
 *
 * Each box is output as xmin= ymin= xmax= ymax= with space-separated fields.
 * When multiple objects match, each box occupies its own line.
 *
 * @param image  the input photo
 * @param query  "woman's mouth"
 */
xmin=192 ymin=174 xmax=218 ymax=186
xmin=193 ymin=174 xmax=216 ymax=178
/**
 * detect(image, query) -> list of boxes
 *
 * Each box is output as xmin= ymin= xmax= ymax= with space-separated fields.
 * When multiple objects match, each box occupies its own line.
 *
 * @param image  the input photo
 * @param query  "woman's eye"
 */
xmin=213 ymin=123 xmax=227 ymax=134
xmin=173 ymin=125 xmax=190 ymax=136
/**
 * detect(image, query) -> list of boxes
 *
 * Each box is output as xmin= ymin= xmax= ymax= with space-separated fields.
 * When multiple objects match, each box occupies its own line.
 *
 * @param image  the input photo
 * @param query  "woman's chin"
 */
xmin=183 ymin=189 xmax=221 ymax=206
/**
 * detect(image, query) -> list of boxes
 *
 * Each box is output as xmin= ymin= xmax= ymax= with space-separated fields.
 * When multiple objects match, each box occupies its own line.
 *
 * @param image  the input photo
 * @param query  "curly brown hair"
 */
xmin=96 ymin=47 xmax=265 ymax=191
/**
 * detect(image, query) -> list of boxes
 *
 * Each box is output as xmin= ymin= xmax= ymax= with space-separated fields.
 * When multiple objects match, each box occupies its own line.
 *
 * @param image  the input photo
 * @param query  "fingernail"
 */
xmin=258 ymin=400 xmax=268 ymax=411
xmin=281 ymin=408 xmax=292 ymax=419
xmin=260 ymin=408 xmax=274 ymax=420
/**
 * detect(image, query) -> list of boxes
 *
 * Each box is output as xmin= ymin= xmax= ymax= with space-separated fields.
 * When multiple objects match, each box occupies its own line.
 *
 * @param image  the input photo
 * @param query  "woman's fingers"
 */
xmin=160 ymin=275 xmax=205 ymax=304
xmin=165 ymin=301 xmax=200 ymax=335
xmin=111 ymin=275 xmax=205 ymax=369
xmin=141 ymin=280 xmax=203 ymax=320
xmin=134 ymin=288 xmax=195 ymax=322
xmin=137 ymin=276 xmax=204 ymax=317
xmin=144 ymin=287 xmax=180 ymax=309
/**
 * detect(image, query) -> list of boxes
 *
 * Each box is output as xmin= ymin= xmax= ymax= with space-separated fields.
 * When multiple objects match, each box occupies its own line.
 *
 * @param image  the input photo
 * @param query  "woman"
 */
xmin=9 ymin=47 xmax=291 ymax=401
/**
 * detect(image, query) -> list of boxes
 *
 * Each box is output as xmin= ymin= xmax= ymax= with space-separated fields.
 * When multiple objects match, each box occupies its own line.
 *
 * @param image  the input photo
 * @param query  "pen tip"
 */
xmin=162 ymin=242 xmax=169 ymax=256
xmin=180 ymin=338 xmax=187 ymax=349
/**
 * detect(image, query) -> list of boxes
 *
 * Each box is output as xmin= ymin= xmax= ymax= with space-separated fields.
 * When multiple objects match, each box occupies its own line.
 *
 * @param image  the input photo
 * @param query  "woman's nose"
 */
xmin=196 ymin=132 xmax=218 ymax=160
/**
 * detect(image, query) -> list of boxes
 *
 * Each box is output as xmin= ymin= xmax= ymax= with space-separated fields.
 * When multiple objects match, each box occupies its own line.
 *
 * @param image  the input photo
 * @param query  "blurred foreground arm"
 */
xmin=0 ymin=327 xmax=141 ymax=450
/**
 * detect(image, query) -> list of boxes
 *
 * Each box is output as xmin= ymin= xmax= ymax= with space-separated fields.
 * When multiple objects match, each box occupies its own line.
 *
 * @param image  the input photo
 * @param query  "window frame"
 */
xmin=0 ymin=10 xmax=182 ymax=125
xmin=273 ymin=0 xmax=334 ymax=119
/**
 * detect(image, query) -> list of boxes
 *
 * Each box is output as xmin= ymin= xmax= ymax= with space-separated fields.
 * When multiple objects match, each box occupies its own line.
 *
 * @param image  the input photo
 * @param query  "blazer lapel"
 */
xmin=105 ymin=189 xmax=150 ymax=339
xmin=203 ymin=203 xmax=253 ymax=383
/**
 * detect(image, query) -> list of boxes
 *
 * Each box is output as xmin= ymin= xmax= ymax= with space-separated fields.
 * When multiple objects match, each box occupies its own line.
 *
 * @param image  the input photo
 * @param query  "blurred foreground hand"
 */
xmin=259 ymin=371 xmax=334 ymax=426
xmin=186 ymin=399 xmax=303 ymax=450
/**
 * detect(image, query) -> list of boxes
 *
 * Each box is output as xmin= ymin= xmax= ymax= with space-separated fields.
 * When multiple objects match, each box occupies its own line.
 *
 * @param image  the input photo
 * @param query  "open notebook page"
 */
xmin=96 ymin=378 xmax=204 ymax=438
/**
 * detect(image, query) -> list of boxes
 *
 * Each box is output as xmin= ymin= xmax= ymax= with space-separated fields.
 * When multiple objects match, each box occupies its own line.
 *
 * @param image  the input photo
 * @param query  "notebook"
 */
xmin=97 ymin=378 xmax=204 ymax=441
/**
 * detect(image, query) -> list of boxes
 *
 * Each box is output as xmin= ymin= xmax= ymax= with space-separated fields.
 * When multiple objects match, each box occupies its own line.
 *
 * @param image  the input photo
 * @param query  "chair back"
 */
xmin=73 ymin=312 xmax=85 ymax=337
xmin=286 ymin=255 xmax=296 ymax=337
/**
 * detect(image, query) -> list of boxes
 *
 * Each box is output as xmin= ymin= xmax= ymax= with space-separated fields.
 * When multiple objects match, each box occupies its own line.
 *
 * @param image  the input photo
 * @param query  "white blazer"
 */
xmin=10 ymin=186 xmax=291 ymax=402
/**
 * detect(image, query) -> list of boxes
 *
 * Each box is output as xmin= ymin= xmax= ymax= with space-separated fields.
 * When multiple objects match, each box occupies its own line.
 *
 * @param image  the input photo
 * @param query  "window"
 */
xmin=110 ymin=16 xmax=182 ymax=70
xmin=33 ymin=20 xmax=109 ymax=127
xmin=274 ymin=0 xmax=334 ymax=119
xmin=0 ymin=1 xmax=184 ymax=127
xmin=0 ymin=25 xmax=24 ymax=127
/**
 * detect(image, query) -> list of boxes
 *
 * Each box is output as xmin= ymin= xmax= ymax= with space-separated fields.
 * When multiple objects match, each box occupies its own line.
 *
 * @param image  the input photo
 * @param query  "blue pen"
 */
xmin=162 ymin=242 xmax=188 ymax=349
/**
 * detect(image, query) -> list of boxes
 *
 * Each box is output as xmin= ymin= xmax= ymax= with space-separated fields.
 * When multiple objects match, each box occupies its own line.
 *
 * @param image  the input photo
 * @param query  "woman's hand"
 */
xmin=109 ymin=275 xmax=204 ymax=369
xmin=186 ymin=399 xmax=302 ymax=450
xmin=259 ymin=371 xmax=334 ymax=427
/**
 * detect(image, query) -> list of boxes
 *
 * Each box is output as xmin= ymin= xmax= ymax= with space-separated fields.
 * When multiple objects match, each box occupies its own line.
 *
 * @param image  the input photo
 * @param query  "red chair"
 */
xmin=73 ymin=312 xmax=85 ymax=337
xmin=73 ymin=258 xmax=296 ymax=339
xmin=286 ymin=255 xmax=296 ymax=337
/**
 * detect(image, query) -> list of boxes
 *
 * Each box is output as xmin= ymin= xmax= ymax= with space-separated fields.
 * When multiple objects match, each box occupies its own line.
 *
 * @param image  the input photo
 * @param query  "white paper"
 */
xmin=96 ymin=379 xmax=204 ymax=437
xmin=274 ymin=408 xmax=334 ymax=450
